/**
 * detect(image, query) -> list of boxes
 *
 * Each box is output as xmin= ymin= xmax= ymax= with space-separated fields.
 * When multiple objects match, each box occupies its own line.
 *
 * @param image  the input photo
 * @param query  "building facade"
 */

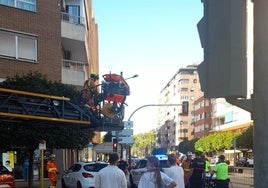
xmin=157 ymin=65 xmax=204 ymax=149
xmin=193 ymin=96 xmax=212 ymax=138
xmin=211 ymin=98 xmax=252 ymax=132
xmin=156 ymin=65 xmax=252 ymax=152
xmin=0 ymin=0 xmax=99 ymax=174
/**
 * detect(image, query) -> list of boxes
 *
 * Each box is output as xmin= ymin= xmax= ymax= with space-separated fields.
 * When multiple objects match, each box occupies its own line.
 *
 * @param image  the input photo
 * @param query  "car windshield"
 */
xmin=159 ymin=160 xmax=169 ymax=169
xmin=84 ymin=163 xmax=108 ymax=172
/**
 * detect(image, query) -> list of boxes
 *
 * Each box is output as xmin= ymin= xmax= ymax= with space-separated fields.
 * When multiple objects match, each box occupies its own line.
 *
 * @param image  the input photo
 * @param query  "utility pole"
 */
xmin=252 ymin=1 xmax=268 ymax=187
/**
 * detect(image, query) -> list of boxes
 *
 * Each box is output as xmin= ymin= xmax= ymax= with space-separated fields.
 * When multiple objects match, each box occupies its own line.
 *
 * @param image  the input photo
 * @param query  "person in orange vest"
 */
xmin=46 ymin=154 xmax=59 ymax=188
xmin=181 ymin=151 xmax=193 ymax=188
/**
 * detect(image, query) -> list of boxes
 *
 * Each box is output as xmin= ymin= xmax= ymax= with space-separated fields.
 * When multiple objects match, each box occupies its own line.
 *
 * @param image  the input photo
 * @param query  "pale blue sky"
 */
xmin=93 ymin=0 xmax=204 ymax=134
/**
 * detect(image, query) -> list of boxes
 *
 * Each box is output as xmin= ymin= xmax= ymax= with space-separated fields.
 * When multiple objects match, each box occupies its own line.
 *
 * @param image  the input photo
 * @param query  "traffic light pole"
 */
xmin=127 ymin=103 xmax=183 ymax=166
xmin=127 ymin=104 xmax=184 ymax=121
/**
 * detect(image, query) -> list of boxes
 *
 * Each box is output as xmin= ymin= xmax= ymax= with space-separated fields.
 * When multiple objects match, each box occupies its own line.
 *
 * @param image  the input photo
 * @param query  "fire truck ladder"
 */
xmin=0 ymin=88 xmax=91 ymax=127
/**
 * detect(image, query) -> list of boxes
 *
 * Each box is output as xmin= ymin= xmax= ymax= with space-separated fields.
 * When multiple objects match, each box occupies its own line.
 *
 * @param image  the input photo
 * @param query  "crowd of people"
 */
xmin=93 ymin=148 xmax=229 ymax=188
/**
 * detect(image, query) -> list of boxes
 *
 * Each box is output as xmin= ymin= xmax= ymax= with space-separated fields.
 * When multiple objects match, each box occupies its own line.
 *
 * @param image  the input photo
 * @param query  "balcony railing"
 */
xmin=63 ymin=59 xmax=86 ymax=70
xmin=62 ymin=59 xmax=87 ymax=86
xmin=61 ymin=12 xmax=85 ymax=25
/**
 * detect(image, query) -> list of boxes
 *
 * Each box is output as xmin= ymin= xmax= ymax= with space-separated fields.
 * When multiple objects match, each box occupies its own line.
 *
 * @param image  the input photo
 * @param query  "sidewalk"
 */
xmin=15 ymin=178 xmax=252 ymax=188
xmin=15 ymin=178 xmax=61 ymax=188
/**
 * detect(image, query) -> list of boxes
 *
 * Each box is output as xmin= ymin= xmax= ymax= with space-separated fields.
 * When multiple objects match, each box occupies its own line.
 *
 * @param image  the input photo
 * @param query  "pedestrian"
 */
xmin=175 ymin=154 xmax=181 ymax=166
xmin=138 ymin=156 xmax=177 ymax=188
xmin=95 ymin=153 xmax=127 ymax=188
xmin=181 ymin=151 xmax=193 ymax=188
xmin=118 ymin=156 xmax=128 ymax=175
xmin=205 ymin=157 xmax=211 ymax=175
xmin=210 ymin=155 xmax=229 ymax=188
xmin=22 ymin=156 xmax=29 ymax=180
xmin=46 ymin=154 xmax=59 ymax=188
xmin=165 ymin=153 xmax=185 ymax=188
xmin=188 ymin=148 xmax=205 ymax=188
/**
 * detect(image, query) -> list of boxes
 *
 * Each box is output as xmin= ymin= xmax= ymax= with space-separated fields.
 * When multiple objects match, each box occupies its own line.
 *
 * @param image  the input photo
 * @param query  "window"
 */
xmin=181 ymin=87 xmax=188 ymax=92
xmin=0 ymin=0 xmax=36 ymax=12
xmin=181 ymin=96 xmax=189 ymax=100
xmin=179 ymin=79 xmax=189 ymax=84
xmin=66 ymin=5 xmax=80 ymax=24
xmin=0 ymin=30 xmax=37 ymax=62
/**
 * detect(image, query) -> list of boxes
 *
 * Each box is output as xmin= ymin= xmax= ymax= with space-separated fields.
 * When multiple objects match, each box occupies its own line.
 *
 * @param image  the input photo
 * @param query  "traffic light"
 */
xmin=182 ymin=101 xmax=189 ymax=115
xmin=112 ymin=138 xmax=118 ymax=152
xmin=197 ymin=0 xmax=248 ymax=98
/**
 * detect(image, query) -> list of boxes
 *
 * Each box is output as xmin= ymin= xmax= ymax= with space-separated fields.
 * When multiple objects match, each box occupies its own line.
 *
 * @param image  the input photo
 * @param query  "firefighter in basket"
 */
xmin=81 ymin=73 xmax=100 ymax=110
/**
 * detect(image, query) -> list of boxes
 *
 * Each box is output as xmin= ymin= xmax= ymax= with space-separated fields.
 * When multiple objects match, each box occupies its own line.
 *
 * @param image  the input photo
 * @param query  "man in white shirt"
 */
xmin=95 ymin=153 xmax=127 ymax=188
xmin=165 ymin=154 xmax=185 ymax=188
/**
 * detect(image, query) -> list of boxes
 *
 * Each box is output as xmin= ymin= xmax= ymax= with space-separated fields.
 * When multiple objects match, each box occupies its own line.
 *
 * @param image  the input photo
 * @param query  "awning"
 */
xmin=224 ymin=149 xmax=241 ymax=154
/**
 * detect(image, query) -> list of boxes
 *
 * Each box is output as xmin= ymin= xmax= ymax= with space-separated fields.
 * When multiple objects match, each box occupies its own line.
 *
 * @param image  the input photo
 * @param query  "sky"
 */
xmin=92 ymin=0 xmax=204 ymax=134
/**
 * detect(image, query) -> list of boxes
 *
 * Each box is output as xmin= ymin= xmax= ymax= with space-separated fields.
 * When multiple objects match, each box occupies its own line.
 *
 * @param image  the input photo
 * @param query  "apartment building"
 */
xmin=156 ymin=65 xmax=252 ymax=152
xmin=0 ymin=0 xmax=98 ymax=85
xmin=0 ymin=0 xmax=99 ymax=173
xmin=193 ymin=96 xmax=212 ymax=138
xmin=211 ymin=98 xmax=252 ymax=132
xmin=157 ymin=65 xmax=203 ymax=149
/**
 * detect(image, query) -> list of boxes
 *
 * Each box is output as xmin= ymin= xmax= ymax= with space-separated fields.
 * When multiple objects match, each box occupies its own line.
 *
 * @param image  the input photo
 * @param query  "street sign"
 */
xmin=119 ymin=129 xmax=133 ymax=137
xmin=118 ymin=137 xmax=133 ymax=144
xmin=124 ymin=121 xmax=133 ymax=128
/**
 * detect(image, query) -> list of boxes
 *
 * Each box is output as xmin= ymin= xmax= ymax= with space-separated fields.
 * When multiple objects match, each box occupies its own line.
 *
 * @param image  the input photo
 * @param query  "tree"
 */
xmin=102 ymin=131 xmax=113 ymax=142
xmin=236 ymin=126 xmax=253 ymax=149
xmin=178 ymin=139 xmax=198 ymax=154
xmin=0 ymin=71 xmax=95 ymax=186
xmin=131 ymin=130 xmax=156 ymax=157
xmin=194 ymin=131 xmax=240 ymax=154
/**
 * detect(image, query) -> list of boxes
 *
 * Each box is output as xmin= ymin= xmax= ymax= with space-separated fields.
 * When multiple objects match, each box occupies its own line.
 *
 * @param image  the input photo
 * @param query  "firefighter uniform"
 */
xmin=46 ymin=154 xmax=59 ymax=188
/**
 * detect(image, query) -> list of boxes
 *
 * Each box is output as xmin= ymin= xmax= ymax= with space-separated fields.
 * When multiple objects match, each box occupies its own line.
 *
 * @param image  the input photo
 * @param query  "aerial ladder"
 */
xmin=0 ymin=73 xmax=131 ymax=131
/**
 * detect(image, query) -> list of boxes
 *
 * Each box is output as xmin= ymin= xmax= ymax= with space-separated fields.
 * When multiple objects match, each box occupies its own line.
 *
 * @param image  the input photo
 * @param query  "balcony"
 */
xmin=62 ymin=59 xmax=87 ymax=86
xmin=61 ymin=12 xmax=89 ymax=64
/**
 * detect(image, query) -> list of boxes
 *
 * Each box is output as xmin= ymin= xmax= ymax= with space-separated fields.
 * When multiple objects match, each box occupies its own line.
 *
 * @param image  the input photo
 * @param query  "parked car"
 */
xmin=129 ymin=157 xmax=141 ymax=170
xmin=62 ymin=161 xmax=108 ymax=188
xmin=236 ymin=157 xmax=248 ymax=167
xmin=247 ymin=157 xmax=254 ymax=167
xmin=129 ymin=157 xmax=169 ymax=188
xmin=0 ymin=165 xmax=15 ymax=188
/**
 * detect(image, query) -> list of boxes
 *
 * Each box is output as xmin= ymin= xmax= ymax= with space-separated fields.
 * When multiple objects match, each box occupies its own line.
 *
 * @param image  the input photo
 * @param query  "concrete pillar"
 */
xmin=252 ymin=0 xmax=268 ymax=187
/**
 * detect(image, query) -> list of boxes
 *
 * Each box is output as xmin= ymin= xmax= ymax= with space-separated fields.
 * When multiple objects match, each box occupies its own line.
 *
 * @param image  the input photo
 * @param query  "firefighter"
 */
xmin=46 ymin=154 xmax=59 ymax=188
xmin=181 ymin=151 xmax=193 ymax=188
xmin=82 ymin=73 xmax=99 ymax=109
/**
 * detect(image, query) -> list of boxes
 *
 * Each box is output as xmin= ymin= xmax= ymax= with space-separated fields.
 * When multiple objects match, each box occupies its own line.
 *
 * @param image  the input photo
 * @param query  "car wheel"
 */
xmin=77 ymin=181 xmax=82 ymax=188
xmin=61 ymin=179 xmax=67 ymax=188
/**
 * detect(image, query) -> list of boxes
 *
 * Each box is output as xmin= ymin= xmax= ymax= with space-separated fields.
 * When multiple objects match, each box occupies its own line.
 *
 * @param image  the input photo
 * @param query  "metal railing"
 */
xmin=62 ymin=59 xmax=87 ymax=71
xmin=228 ymin=166 xmax=254 ymax=187
xmin=61 ymin=12 xmax=85 ymax=25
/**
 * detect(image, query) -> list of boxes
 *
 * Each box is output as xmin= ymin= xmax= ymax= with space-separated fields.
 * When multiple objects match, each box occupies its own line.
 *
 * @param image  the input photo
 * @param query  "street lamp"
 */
xmin=125 ymin=74 xmax=138 ymax=80
xmin=127 ymin=103 xmax=184 ymax=166
xmin=128 ymin=104 xmax=183 ymax=121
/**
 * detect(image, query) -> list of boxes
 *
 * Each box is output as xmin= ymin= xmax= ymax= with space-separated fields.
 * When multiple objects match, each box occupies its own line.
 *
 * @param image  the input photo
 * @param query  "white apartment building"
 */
xmin=157 ymin=65 xmax=203 ymax=149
